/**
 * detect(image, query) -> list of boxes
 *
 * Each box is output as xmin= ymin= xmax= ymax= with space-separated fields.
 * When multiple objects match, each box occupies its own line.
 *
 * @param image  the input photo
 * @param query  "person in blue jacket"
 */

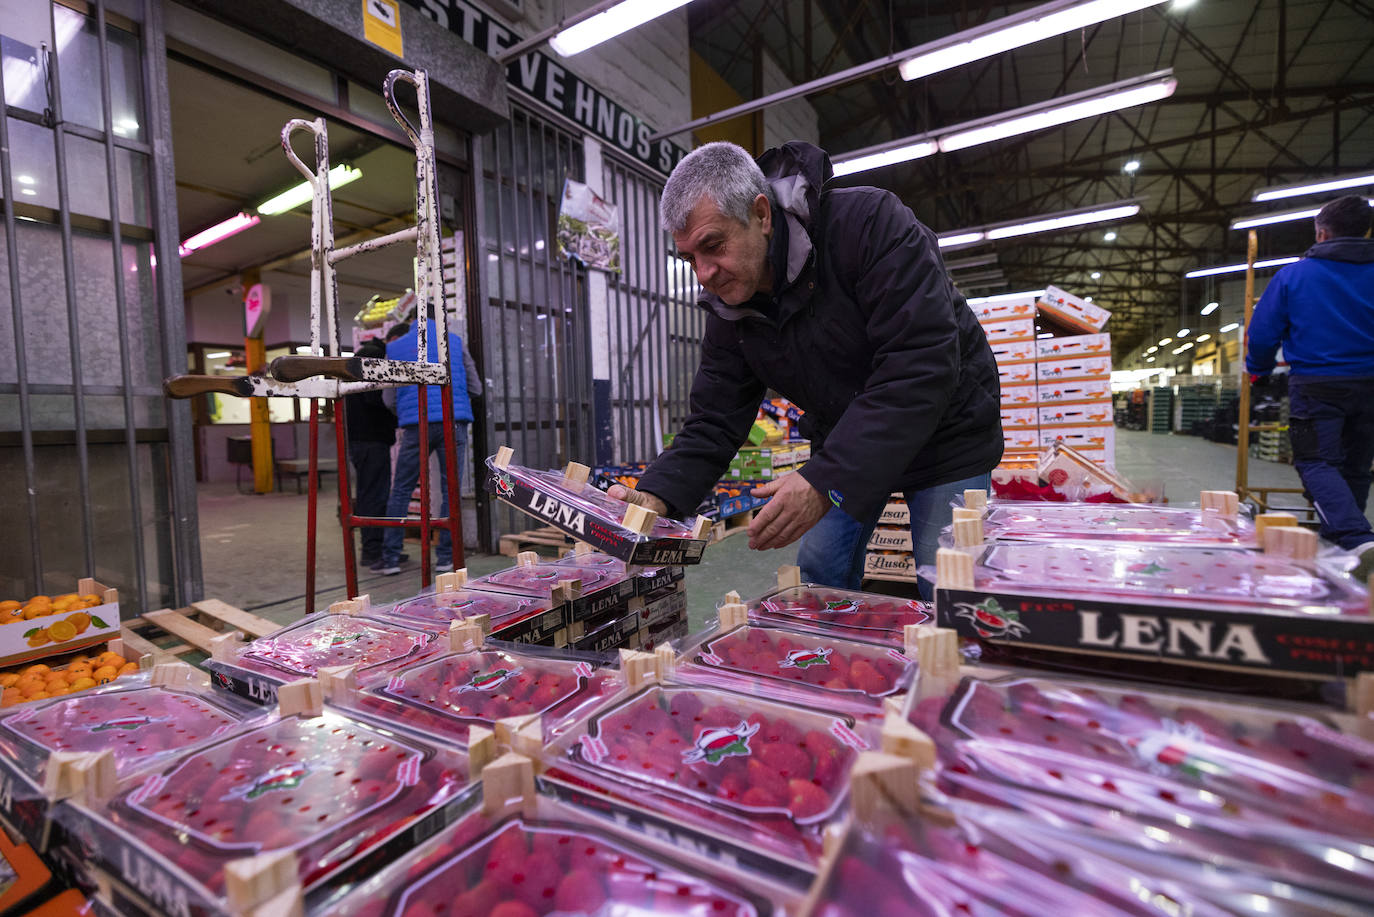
xmin=1246 ymin=195 xmax=1374 ymax=566
xmin=375 ymin=316 xmax=477 ymax=575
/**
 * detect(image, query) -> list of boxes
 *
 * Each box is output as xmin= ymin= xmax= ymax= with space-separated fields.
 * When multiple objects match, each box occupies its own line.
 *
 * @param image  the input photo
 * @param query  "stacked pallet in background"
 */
xmin=863 ymin=495 xmax=916 ymax=583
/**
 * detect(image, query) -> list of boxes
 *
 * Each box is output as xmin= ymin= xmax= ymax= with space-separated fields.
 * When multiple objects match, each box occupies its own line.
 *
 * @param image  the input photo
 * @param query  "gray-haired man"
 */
xmin=609 ymin=140 xmax=1003 ymax=590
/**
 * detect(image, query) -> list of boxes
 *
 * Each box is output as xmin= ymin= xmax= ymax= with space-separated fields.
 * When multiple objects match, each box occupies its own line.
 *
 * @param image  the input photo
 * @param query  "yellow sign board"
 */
xmin=362 ymin=0 xmax=403 ymax=57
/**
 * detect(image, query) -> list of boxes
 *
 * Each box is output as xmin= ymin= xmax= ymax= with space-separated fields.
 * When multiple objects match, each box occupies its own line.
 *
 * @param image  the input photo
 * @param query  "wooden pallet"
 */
xmin=711 ymin=509 xmax=754 ymax=542
xmin=498 ymin=526 xmax=576 ymax=557
xmin=120 ymin=598 xmax=281 ymax=663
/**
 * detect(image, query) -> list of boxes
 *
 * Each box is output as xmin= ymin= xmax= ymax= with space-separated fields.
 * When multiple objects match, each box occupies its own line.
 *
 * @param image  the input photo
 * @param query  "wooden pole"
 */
xmin=1235 ymin=230 xmax=1257 ymax=504
xmin=246 ymin=336 xmax=273 ymax=494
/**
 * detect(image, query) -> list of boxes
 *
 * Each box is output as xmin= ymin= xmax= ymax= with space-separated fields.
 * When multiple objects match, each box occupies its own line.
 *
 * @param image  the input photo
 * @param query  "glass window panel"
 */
xmin=15 ymin=221 xmax=72 ymax=387
xmin=0 ymin=0 xmax=52 ymax=114
xmin=0 ymin=430 xmax=37 ymax=596
xmin=54 ymin=5 xmax=105 ymax=133
xmin=106 ymin=21 xmax=144 ymax=142
xmin=0 ymin=224 xmax=15 ymax=385
xmin=7 ymin=118 xmax=57 ymax=210
xmin=64 ymin=133 xmax=113 ymax=222
xmin=115 ymin=146 xmax=151 ymax=227
xmin=84 ymin=393 xmax=126 ymax=432
xmin=71 ymin=228 xmax=122 ymax=387
xmin=121 ymin=240 xmax=161 ymax=387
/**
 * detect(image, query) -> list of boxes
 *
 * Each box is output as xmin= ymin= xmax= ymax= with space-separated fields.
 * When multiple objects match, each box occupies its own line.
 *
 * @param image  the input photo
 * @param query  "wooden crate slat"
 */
xmin=142 ymin=609 xmax=225 ymax=654
xmin=190 ymin=599 xmax=279 ymax=638
xmin=118 ymin=627 xmax=173 ymax=664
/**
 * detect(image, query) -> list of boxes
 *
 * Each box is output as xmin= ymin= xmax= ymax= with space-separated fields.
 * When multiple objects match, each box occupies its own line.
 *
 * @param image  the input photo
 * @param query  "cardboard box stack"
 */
xmin=863 ymin=495 xmax=916 ymax=581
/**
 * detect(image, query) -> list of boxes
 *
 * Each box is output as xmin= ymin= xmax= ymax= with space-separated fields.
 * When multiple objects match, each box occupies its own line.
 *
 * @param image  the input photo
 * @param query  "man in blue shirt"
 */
xmin=375 ymin=317 xmax=476 ymax=575
xmin=1246 ymin=195 xmax=1374 ymax=566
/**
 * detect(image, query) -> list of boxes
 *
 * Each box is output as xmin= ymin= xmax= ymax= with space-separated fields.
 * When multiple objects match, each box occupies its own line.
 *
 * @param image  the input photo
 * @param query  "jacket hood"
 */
xmin=1305 ymin=237 xmax=1374 ymax=263
xmin=702 ymin=142 xmax=834 ymax=323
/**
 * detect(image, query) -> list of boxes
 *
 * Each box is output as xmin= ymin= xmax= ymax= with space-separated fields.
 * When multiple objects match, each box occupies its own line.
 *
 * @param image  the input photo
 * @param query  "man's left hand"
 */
xmin=747 ymin=473 xmax=829 ymax=551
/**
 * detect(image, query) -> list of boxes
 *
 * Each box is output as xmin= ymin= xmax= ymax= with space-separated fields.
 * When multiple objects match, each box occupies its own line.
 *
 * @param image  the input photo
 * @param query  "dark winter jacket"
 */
xmin=344 ymin=338 xmax=397 ymax=444
xmin=637 ymin=141 xmax=1003 ymax=522
xmin=1247 ymin=237 xmax=1374 ymax=380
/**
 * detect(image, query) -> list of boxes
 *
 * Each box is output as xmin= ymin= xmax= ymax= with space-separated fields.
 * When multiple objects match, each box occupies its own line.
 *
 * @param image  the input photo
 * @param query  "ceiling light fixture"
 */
xmin=205 ymin=351 xmax=232 ymax=360
xmin=1158 ymin=338 xmax=1172 ymax=345
xmin=832 ymin=140 xmax=939 ymax=178
xmin=965 ymin=289 xmax=1046 ymax=305
xmin=1090 ymin=271 xmax=1102 ymax=279
xmin=1195 ymin=333 xmax=1211 ymax=342
xmin=937 ymin=232 xmax=989 ymax=249
xmin=1037 ymin=332 xmax=1054 ymax=338
xmin=1220 ymin=322 xmax=1241 ymax=333
xmin=1084 ymin=296 xmax=1094 ymax=302
xmin=1104 ymin=230 xmax=1117 ymax=241
xmin=1252 ymin=172 xmax=1374 ymax=203
xmin=898 ymin=0 xmax=1169 ymax=81
xmin=178 ymin=212 xmax=260 ymax=258
xmin=548 ymin=0 xmax=697 ymax=56
xmin=1172 ymin=342 xmax=1194 ymax=354
xmin=936 ymin=202 xmax=1141 ymax=247
xmin=1123 ymin=159 xmax=1141 ymax=172
xmin=257 ymin=164 xmax=362 ymax=216
xmin=1231 ymin=199 xmax=1373 ymax=230
xmin=1146 ymin=356 xmax=1155 ymax=362
xmin=1177 ymin=328 xmax=1190 ymax=337
xmin=1146 ymin=345 xmax=1158 ymax=353
xmin=944 ymin=254 xmax=1000 ymax=271
xmin=16 ymin=175 xmax=35 ymax=185
xmin=1184 ymin=256 xmax=1299 ymax=279
xmin=1201 ymin=301 xmax=1219 ymax=315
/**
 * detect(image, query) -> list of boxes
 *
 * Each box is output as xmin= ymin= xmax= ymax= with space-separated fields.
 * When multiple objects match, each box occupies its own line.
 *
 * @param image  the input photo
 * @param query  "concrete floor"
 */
xmin=199 ymin=429 xmax=1366 ymax=632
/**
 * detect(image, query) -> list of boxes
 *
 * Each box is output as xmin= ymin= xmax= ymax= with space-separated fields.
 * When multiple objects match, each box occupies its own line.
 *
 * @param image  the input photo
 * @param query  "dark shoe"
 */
xmin=359 ymin=555 xmax=382 ymax=568
xmin=436 ymin=561 xmax=454 ymax=573
xmin=370 ymin=553 xmax=409 ymax=574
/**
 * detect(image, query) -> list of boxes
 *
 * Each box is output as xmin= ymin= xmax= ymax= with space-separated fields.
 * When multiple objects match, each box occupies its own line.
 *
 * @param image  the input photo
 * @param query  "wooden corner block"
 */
xmin=246 ymin=885 xmax=305 ymax=917
xmin=449 ymin=619 xmax=486 ymax=652
xmin=225 ymin=849 xmax=298 ymax=916
xmin=718 ymin=602 xmax=749 ymax=631
xmin=496 ymin=716 xmax=545 ymax=760
xmin=654 ymin=644 xmax=676 ymax=682
xmin=909 ymin=625 xmax=960 ymax=677
xmin=74 ymin=751 xmax=117 ymax=805
xmin=468 ymin=726 xmax=497 ymax=777
xmin=777 ymin=565 xmax=802 ymax=590
xmin=210 ymin=630 xmax=247 ymax=663
xmin=276 ymin=679 xmax=324 ymax=718
xmin=317 ymin=665 xmax=358 ymax=702
xmin=619 ymin=649 xmax=658 ymax=688
xmin=328 ymin=594 xmax=371 ymax=616
xmin=883 ymin=694 xmax=908 ymax=720
xmin=435 ymin=569 xmax=469 ymax=593
xmin=151 ymin=661 xmax=207 ymax=689
xmin=952 ymin=517 xmax=984 ymax=548
xmin=1254 ymin=512 xmax=1298 ymax=540
xmin=516 ymin=550 xmax=540 ymax=567
xmin=480 ymin=752 xmax=536 ymax=816
xmin=1353 ymin=672 xmax=1374 ymax=718
xmin=722 ymin=589 xmax=742 ymax=605
xmin=1201 ymin=490 xmax=1239 ymax=517
xmin=79 ymin=577 xmax=96 ymax=596
xmin=563 ymin=462 xmax=591 ymax=489
xmin=574 ymin=541 xmax=595 ymax=555
xmin=935 ymin=548 xmax=974 ymax=591
xmin=494 ymin=446 xmax=514 ymax=469
xmin=43 ymin=752 xmax=91 ymax=802
xmin=690 ymin=516 xmax=712 ymax=539
xmin=881 ymin=714 xmax=936 ymax=769
xmin=1263 ymin=525 xmax=1317 ymax=560
xmin=621 ymin=502 xmax=658 ymax=536
xmin=951 ymin=507 xmax=982 ymax=523
xmin=963 ymin=489 xmax=988 ymax=510
xmin=849 ymin=751 xmax=922 ymax=822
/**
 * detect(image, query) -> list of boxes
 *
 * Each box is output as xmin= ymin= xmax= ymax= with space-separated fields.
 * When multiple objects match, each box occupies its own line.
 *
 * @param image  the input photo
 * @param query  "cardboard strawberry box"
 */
xmin=385 ymin=581 xmax=566 ymax=647
xmin=999 ymin=407 xmax=1038 ymax=429
xmin=862 ymin=551 xmax=918 ymax=581
xmin=968 ymin=297 xmax=1037 ymax=324
xmin=1036 ymin=379 xmax=1112 ymax=404
xmin=979 ymin=317 xmax=1035 ymax=343
xmin=1034 ymin=354 xmax=1112 ymax=382
xmin=866 ymin=526 xmax=913 ymax=552
xmin=1034 ymin=332 xmax=1111 ymax=359
xmin=998 ymin=382 xmax=1038 ymax=408
xmin=877 ymin=499 xmax=908 ymax=526
xmin=1037 ymin=403 xmax=1113 ymax=427
xmin=989 ymin=340 xmax=1036 ymax=364
xmin=741 ymin=582 xmax=930 ymax=648
xmin=1040 ymin=425 xmax=1114 ymax=454
xmin=1003 ymin=430 xmax=1039 ymax=452
xmin=0 ymin=579 xmax=119 ymax=670
xmin=996 ymin=363 xmax=1037 ymax=386
xmin=471 ymin=555 xmax=637 ymax=626
xmin=1036 ymin=286 xmax=1111 ymax=333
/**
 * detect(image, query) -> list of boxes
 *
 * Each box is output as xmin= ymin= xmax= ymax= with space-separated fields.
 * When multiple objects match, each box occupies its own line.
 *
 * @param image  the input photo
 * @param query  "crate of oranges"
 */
xmin=0 ymin=578 xmax=120 ymax=669
xmin=0 ymin=641 xmax=142 ymax=710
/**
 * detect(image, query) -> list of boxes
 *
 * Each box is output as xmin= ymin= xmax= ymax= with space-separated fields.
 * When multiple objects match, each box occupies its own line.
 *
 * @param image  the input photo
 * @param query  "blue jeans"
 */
xmin=1288 ymin=378 xmax=1374 ymax=551
xmin=797 ymin=472 xmax=992 ymax=597
xmin=382 ymin=422 xmax=468 ymax=566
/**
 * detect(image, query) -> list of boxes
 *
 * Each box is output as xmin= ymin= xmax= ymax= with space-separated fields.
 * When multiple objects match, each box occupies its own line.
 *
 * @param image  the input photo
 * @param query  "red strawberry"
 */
xmin=910 ymin=697 xmax=947 ymax=734
xmin=716 ymin=772 xmax=747 ymax=801
xmin=847 ymin=659 xmax=888 ymax=695
xmin=698 ymin=704 xmax=738 ymax=729
xmin=511 ymin=852 xmax=562 ymax=908
xmin=741 ymin=785 xmax=784 ymax=808
xmin=484 ymin=827 xmax=528 ymax=886
xmin=787 ymin=778 xmax=832 ymax=819
xmin=757 ymin=742 xmax=812 ymax=780
xmin=748 ymin=713 xmax=802 ymax=746
xmin=746 ymin=759 xmax=789 ymax=799
xmin=488 ymin=903 xmax=537 ymax=917
xmin=529 ymin=679 xmax=567 ymax=711
xmin=668 ymin=692 xmax=704 ymax=722
xmin=649 ymin=729 xmax=688 ymax=756
xmin=448 ymin=879 xmax=501 ymax=917
xmin=555 ymin=869 xmax=607 ymax=912
xmin=603 ymin=860 xmax=657 ymax=906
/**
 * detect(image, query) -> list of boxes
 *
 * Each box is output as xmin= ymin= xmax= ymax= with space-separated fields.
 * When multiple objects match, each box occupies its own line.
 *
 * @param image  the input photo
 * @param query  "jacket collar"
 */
xmin=1304 ymin=237 xmax=1374 ymax=264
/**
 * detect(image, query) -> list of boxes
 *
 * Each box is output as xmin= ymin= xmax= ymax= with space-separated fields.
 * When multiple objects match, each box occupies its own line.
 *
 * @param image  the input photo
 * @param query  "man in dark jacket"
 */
xmin=1247 ymin=195 xmax=1374 ymax=566
xmin=611 ymin=140 xmax=1003 ymax=589
xmin=344 ymin=336 xmax=396 ymax=568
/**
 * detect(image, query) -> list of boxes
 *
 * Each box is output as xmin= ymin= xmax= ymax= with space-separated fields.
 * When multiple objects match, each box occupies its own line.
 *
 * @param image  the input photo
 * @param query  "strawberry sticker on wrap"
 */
xmin=461 ymin=666 xmax=521 ymax=692
xmin=953 ymin=597 xmax=1030 ymax=639
xmin=682 ymin=721 xmax=759 ymax=766
xmin=779 ymin=648 xmax=833 ymax=670
xmin=89 ymin=715 xmax=165 ymax=733
xmin=825 ymin=599 xmax=858 ymax=614
xmin=222 ymin=762 xmax=310 ymax=802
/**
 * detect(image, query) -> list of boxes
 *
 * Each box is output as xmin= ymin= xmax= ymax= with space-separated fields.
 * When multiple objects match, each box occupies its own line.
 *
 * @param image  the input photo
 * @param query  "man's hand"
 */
xmin=747 ymin=473 xmax=829 ymax=551
xmin=607 ymin=484 xmax=668 ymax=516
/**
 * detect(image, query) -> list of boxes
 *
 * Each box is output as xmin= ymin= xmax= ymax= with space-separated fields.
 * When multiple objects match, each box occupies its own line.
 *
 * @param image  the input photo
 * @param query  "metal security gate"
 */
xmin=0 ymin=0 xmax=198 ymax=613
xmin=600 ymin=153 xmax=704 ymax=464
xmin=473 ymin=104 xmax=592 ymax=544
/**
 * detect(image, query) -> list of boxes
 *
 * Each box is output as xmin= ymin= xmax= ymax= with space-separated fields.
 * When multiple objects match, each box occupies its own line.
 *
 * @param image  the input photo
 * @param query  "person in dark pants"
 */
xmin=1247 ymin=195 xmax=1374 ymax=573
xmin=343 ymin=337 xmax=396 ymax=568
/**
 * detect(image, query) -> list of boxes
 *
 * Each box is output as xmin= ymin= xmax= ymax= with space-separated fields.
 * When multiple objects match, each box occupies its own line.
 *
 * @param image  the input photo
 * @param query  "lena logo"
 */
xmin=824 ymin=599 xmax=858 ymax=614
xmin=1079 ymin=611 xmax=1271 ymax=663
xmin=224 ymin=763 xmax=310 ymax=802
xmin=1127 ymin=561 xmax=1169 ymax=576
xmin=527 ymin=492 xmax=587 ymax=535
xmin=462 ymin=666 xmax=521 ymax=692
xmin=779 ymin=648 xmax=833 ymax=669
xmin=682 ymin=720 xmax=759 ymax=766
xmin=89 ymin=715 xmax=163 ymax=733
xmin=953 ymin=597 xmax=1029 ymax=639
xmin=494 ymin=471 xmax=515 ymax=498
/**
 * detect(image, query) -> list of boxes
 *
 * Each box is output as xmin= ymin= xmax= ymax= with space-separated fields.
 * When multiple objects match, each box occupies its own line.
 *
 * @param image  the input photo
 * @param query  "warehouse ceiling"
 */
xmin=686 ymin=0 xmax=1374 ymax=358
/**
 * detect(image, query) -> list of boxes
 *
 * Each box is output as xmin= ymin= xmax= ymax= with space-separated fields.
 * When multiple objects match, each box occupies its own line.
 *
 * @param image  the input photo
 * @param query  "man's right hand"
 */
xmin=607 ymin=484 xmax=668 ymax=516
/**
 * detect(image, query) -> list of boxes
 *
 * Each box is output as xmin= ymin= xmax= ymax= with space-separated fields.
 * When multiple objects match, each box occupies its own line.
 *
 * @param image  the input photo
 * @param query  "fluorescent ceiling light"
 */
xmin=1185 ymin=256 xmax=1299 ymax=278
xmin=1158 ymin=338 xmax=1172 ymax=345
xmin=937 ymin=71 xmax=1176 ymax=153
xmin=1146 ymin=345 xmax=1158 ymax=353
xmin=549 ymin=0 xmax=695 ymax=56
xmin=832 ymin=140 xmax=938 ymax=177
xmin=295 ymin=345 xmax=314 ymax=354
xmin=1104 ymin=230 xmax=1117 ymax=240
xmin=1177 ymin=328 xmax=1190 ymax=337
xmin=898 ymin=0 xmax=1168 ymax=82
xmin=1084 ymin=296 xmax=1093 ymax=302
xmin=1146 ymin=356 xmax=1155 ymax=362
xmin=20 ymin=188 xmax=35 ymax=196
xmin=1172 ymin=342 xmax=1194 ymax=354
xmin=205 ymin=351 xmax=232 ymax=359
xmin=1123 ymin=159 xmax=1141 ymax=172
xmin=1220 ymin=322 xmax=1241 ymax=332
xmin=938 ymin=231 xmax=987 ymax=248
xmin=985 ymin=202 xmax=1139 ymax=241
xmin=945 ymin=254 xmax=999 ymax=270
xmin=1231 ymin=198 xmax=1373 ymax=230
xmin=257 ymin=164 xmax=362 ymax=216
xmin=1195 ymin=333 xmax=1211 ymax=342
xmin=1037 ymin=332 xmax=1054 ymax=338
xmin=1090 ymin=271 xmax=1102 ymax=279
xmin=16 ymin=175 xmax=34 ymax=185
xmin=1201 ymin=301 xmax=1219 ymax=315
xmin=966 ymin=289 xmax=1046 ymax=305
xmin=178 ymin=212 xmax=260 ymax=257
xmin=1252 ymin=172 xmax=1374 ymax=203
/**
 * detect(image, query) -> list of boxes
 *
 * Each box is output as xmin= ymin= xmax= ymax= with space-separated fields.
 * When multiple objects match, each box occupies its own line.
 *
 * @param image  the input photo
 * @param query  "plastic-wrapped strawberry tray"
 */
xmin=386 ymin=587 xmax=564 ymax=647
xmin=745 ymin=585 xmax=931 ymax=647
xmin=470 ymin=560 xmax=636 ymax=625
xmin=634 ymin=564 xmax=686 ymax=596
xmin=205 ymin=613 xmax=447 ymax=706
xmin=0 ymin=681 xmax=263 ymax=848
xmin=571 ymin=608 xmax=645 ymax=654
xmin=330 ymin=643 xmax=620 ymax=749
xmin=933 ymin=542 xmax=1373 ymax=678
xmin=973 ymin=500 xmax=1257 ymax=547
xmin=486 ymin=456 xmax=708 ymax=565
xmin=639 ymin=582 xmax=687 ymax=630
xmin=550 ymin=683 xmax=870 ymax=867
xmin=676 ymin=624 xmax=915 ymax=718
xmin=310 ymin=777 xmax=799 ymax=915
xmin=52 ymin=710 xmax=473 ymax=917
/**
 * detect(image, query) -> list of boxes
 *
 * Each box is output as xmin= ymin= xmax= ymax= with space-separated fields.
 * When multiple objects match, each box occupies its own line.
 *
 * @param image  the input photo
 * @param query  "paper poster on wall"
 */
xmin=557 ymin=180 xmax=621 ymax=273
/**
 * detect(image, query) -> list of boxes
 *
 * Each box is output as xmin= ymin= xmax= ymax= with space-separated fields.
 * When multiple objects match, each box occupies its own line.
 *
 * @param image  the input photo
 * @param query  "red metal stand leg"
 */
xmin=440 ymin=386 xmax=464 ymax=570
xmin=417 ymin=384 xmax=431 ymax=589
xmin=306 ymin=398 xmax=319 ymax=614
xmin=335 ymin=399 xmax=358 ymax=599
